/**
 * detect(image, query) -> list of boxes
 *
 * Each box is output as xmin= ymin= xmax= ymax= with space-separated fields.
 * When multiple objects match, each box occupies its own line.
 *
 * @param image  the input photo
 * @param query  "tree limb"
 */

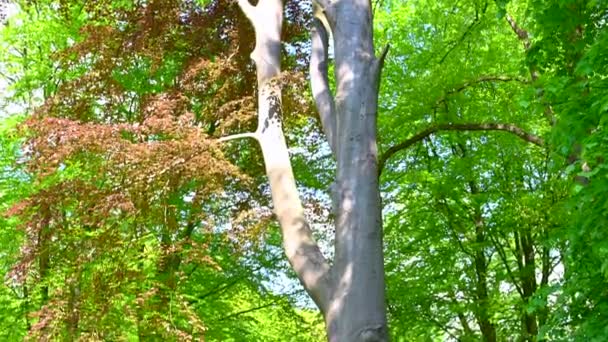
xmin=217 ymin=300 xmax=279 ymax=321
xmin=236 ymin=0 xmax=256 ymax=21
xmin=377 ymin=43 xmax=390 ymax=71
xmin=439 ymin=2 xmax=487 ymax=64
xmin=238 ymin=0 xmax=333 ymax=314
xmin=505 ymin=13 xmax=530 ymax=50
xmin=504 ymin=12 xmax=555 ymax=124
xmin=310 ymin=17 xmax=337 ymax=157
xmin=378 ymin=122 xmax=544 ymax=176
xmin=218 ymin=132 xmax=258 ymax=142
xmin=421 ymin=311 xmax=462 ymax=341
xmin=435 ymin=75 xmax=529 ymax=107
xmin=437 ymin=198 xmax=475 ymax=258
xmin=313 ymin=0 xmax=333 ymax=14
xmin=487 ymin=231 xmax=525 ymax=298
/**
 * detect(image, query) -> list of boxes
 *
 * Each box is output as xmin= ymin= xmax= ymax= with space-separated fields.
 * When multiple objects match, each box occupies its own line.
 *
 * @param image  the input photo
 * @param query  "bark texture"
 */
xmin=229 ymin=0 xmax=389 ymax=340
xmin=319 ymin=0 xmax=388 ymax=340
xmin=236 ymin=0 xmax=332 ymax=313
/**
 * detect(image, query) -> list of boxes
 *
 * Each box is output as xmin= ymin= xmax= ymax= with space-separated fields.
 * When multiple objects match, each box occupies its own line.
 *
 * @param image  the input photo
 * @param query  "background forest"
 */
xmin=0 ymin=0 xmax=607 ymax=340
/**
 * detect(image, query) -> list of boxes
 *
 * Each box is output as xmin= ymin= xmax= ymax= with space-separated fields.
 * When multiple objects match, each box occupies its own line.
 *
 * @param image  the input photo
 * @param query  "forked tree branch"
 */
xmin=310 ymin=17 xmax=337 ymax=157
xmin=378 ymin=122 xmax=545 ymax=176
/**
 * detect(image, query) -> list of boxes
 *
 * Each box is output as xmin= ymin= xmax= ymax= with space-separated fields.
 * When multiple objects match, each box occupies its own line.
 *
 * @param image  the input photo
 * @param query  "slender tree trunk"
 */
xmin=38 ymin=205 xmax=51 ymax=304
xmin=514 ymin=229 xmax=538 ymax=341
xmin=469 ymin=181 xmax=497 ymax=342
xmin=66 ymin=275 xmax=80 ymax=341
xmin=521 ymin=229 xmax=539 ymax=341
xmin=23 ymin=284 xmax=31 ymax=331
xmin=537 ymin=241 xmax=551 ymax=328
xmin=473 ymin=230 xmax=496 ymax=342
xmin=234 ymin=0 xmax=332 ymax=314
xmin=228 ymin=0 xmax=389 ymax=340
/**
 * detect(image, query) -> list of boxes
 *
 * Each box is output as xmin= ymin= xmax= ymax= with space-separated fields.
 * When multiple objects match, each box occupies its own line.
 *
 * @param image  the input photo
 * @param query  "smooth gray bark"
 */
xmin=229 ymin=0 xmax=389 ymax=340
xmin=319 ymin=0 xmax=388 ymax=340
xmin=310 ymin=17 xmax=337 ymax=156
xmin=236 ymin=0 xmax=332 ymax=314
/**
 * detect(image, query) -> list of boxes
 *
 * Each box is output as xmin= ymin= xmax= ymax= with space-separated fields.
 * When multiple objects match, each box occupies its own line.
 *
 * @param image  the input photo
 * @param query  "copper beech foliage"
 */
xmin=6 ymin=0 xmax=314 ymax=339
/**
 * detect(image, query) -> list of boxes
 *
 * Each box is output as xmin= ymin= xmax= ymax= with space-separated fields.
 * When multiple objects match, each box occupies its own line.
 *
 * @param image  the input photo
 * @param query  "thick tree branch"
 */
xmin=237 ymin=0 xmax=332 ymax=314
xmin=310 ymin=17 xmax=337 ymax=157
xmin=218 ymin=132 xmax=258 ymax=142
xmin=371 ymin=43 xmax=390 ymax=90
xmin=313 ymin=0 xmax=333 ymax=15
xmin=448 ymin=75 xmax=528 ymax=94
xmin=378 ymin=123 xmax=544 ymax=176
xmin=376 ymin=44 xmax=390 ymax=71
xmin=236 ymin=0 xmax=256 ymax=21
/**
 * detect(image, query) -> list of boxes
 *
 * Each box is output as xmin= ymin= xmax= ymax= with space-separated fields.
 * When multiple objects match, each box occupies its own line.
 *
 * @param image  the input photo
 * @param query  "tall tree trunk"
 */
xmin=66 ymin=275 xmax=80 ymax=341
xmin=514 ymin=229 xmax=539 ymax=341
xmin=38 ymin=205 xmax=51 ymax=304
xmin=468 ymin=181 xmax=497 ymax=342
xmin=324 ymin=0 xmax=388 ymax=340
xmin=227 ymin=0 xmax=389 ymax=340
xmin=520 ymin=229 xmax=539 ymax=341
xmin=473 ymin=223 xmax=496 ymax=342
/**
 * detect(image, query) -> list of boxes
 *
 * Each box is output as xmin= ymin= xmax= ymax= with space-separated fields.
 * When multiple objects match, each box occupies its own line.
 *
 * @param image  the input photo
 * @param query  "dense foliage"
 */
xmin=0 ymin=0 xmax=606 ymax=340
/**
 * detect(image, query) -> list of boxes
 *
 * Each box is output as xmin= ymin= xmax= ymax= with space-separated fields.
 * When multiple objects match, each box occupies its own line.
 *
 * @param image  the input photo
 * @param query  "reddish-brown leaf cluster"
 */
xmin=6 ymin=0 xmax=316 ymax=338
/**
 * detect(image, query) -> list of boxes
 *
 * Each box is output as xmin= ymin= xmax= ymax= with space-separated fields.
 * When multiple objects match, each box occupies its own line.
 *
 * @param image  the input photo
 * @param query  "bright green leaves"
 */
xmin=519 ymin=0 xmax=608 ymax=339
xmin=0 ymin=125 xmax=27 ymax=341
xmin=374 ymin=0 xmax=573 ymax=340
xmin=0 ymin=1 xmax=86 ymax=106
xmin=0 ymin=0 xmax=605 ymax=339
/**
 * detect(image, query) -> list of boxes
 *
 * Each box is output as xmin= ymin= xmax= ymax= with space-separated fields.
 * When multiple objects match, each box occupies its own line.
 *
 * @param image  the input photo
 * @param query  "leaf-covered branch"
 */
xmin=435 ymin=75 xmax=529 ymax=106
xmin=439 ymin=2 xmax=488 ymax=64
xmin=378 ymin=122 xmax=544 ymax=176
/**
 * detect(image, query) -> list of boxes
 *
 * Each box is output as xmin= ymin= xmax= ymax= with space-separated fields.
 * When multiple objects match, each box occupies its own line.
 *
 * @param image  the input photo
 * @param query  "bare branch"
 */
xmin=310 ymin=18 xmax=337 ymax=157
xmin=218 ymin=132 xmax=258 ymax=142
xmin=440 ymin=19 xmax=479 ymax=64
xmin=378 ymin=122 xmax=545 ymax=176
xmin=0 ymin=70 xmax=16 ymax=84
xmin=487 ymin=231 xmax=525 ymax=298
